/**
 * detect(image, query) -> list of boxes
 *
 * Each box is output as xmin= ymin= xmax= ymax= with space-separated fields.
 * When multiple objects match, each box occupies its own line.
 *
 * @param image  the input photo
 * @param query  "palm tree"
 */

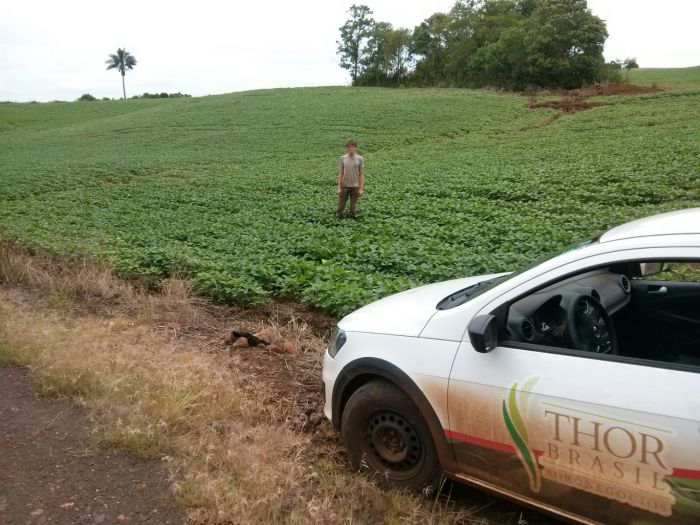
xmin=105 ymin=48 xmax=137 ymax=100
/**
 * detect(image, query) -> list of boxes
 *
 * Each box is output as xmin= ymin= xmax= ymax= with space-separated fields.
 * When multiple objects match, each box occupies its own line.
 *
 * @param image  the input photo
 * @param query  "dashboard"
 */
xmin=506 ymin=269 xmax=632 ymax=348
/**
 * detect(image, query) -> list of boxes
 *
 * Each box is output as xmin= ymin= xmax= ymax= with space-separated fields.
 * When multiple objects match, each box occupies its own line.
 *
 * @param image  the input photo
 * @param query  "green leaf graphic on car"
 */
xmin=503 ymin=378 xmax=541 ymax=492
xmin=667 ymin=477 xmax=700 ymax=515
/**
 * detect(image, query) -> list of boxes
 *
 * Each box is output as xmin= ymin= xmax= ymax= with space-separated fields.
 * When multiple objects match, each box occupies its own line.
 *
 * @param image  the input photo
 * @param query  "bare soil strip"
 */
xmin=527 ymin=83 xmax=663 ymax=113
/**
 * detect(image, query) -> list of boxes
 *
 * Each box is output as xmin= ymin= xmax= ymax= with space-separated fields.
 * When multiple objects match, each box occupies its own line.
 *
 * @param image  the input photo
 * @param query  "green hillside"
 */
xmin=629 ymin=65 xmax=700 ymax=89
xmin=1 ymin=87 xmax=699 ymax=314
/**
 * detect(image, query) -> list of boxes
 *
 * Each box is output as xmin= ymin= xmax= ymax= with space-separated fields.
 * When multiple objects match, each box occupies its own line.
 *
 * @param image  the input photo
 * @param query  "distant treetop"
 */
xmin=337 ymin=0 xmax=611 ymax=90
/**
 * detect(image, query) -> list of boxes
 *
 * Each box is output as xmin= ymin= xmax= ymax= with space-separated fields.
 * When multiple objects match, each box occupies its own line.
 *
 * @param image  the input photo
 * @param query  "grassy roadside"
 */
xmin=0 ymin=242 xmax=527 ymax=524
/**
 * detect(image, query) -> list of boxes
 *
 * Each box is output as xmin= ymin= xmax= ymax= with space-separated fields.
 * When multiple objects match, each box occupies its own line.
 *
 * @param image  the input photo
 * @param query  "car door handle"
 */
xmin=648 ymin=285 xmax=668 ymax=295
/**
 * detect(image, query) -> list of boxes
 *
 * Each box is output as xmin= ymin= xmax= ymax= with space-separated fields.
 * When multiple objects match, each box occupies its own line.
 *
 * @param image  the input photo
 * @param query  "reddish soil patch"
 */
xmin=528 ymin=97 xmax=598 ymax=113
xmin=229 ymin=342 xmax=326 ymax=430
xmin=527 ymin=83 xmax=663 ymax=113
xmin=548 ymin=83 xmax=663 ymax=98
xmin=0 ymin=365 xmax=184 ymax=525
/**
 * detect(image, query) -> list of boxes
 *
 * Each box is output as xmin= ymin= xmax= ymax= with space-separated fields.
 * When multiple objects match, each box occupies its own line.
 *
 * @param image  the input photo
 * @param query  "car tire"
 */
xmin=341 ymin=380 xmax=442 ymax=491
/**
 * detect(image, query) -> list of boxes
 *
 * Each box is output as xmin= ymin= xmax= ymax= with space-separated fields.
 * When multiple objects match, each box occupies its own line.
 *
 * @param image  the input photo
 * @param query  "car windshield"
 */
xmin=436 ymin=235 xmax=600 ymax=310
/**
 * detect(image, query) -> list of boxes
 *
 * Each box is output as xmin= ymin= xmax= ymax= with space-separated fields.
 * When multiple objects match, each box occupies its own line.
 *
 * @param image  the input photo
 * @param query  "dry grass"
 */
xmin=0 ymin=241 xmax=499 ymax=524
xmin=0 ymin=241 xmax=138 ymax=307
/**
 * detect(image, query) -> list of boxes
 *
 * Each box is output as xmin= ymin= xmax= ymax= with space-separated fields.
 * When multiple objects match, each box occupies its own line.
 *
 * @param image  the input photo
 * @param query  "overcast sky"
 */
xmin=1 ymin=0 xmax=698 ymax=102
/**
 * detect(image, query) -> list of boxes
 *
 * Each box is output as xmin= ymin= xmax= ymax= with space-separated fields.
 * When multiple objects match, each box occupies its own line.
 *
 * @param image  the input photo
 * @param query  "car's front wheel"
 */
xmin=341 ymin=380 xmax=441 ymax=491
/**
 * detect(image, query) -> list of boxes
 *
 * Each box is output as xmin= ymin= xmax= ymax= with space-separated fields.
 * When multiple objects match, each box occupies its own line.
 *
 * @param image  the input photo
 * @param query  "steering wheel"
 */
xmin=566 ymin=294 xmax=618 ymax=354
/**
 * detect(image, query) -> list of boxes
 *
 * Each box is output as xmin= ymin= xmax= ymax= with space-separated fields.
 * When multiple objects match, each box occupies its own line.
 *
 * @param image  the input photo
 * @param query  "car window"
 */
xmin=502 ymin=260 xmax=700 ymax=371
xmin=494 ymin=236 xmax=601 ymax=286
xmin=441 ymin=236 xmax=602 ymax=308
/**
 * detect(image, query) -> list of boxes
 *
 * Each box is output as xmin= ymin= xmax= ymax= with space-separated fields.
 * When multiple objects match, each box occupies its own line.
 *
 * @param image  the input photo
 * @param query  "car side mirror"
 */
xmin=639 ymin=262 xmax=664 ymax=276
xmin=468 ymin=314 xmax=498 ymax=353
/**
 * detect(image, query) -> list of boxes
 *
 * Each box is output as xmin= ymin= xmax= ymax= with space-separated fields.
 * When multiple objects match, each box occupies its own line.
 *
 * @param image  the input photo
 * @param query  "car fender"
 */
xmin=332 ymin=357 xmax=459 ymax=475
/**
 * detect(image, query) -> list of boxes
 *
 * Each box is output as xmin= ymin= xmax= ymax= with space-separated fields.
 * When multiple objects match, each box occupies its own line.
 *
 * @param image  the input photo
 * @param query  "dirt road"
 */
xmin=0 ymin=365 xmax=183 ymax=525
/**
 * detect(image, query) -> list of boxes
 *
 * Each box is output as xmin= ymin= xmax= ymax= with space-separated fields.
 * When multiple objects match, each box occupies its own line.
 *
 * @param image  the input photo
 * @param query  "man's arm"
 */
xmin=337 ymin=167 xmax=343 ymax=195
xmin=358 ymin=166 xmax=364 ymax=196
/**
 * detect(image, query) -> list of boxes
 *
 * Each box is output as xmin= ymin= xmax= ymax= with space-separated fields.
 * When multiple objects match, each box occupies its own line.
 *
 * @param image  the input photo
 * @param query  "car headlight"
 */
xmin=327 ymin=327 xmax=347 ymax=358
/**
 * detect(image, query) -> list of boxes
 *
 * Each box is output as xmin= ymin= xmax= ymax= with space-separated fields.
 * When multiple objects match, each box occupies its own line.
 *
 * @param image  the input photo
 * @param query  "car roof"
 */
xmin=600 ymin=208 xmax=700 ymax=243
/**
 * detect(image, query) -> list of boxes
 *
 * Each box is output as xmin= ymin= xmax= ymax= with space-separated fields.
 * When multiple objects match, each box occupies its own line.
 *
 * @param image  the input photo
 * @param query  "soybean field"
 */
xmin=630 ymin=65 xmax=700 ymax=89
xmin=1 ymin=80 xmax=699 ymax=315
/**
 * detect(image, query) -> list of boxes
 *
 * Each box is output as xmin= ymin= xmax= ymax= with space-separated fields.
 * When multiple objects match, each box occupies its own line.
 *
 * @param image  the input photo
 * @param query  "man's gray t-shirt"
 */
xmin=339 ymin=154 xmax=364 ymax=188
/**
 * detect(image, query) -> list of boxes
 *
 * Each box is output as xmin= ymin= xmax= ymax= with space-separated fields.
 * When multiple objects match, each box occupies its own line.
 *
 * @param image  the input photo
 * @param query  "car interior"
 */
xmin=504 ymin=261 xmax=700 ymax=369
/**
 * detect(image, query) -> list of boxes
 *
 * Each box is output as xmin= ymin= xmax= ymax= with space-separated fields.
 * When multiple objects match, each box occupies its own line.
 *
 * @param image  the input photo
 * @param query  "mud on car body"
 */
xmin=322 ymin=208 xmax=700 ymax=525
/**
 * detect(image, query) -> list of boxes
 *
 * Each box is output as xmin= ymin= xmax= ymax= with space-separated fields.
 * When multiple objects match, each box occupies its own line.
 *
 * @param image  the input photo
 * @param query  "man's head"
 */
xmin=345 ymin=139 xmax=357 ymax=156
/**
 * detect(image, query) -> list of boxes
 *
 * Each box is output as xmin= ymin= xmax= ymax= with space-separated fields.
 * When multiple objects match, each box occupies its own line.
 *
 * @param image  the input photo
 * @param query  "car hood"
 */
xmin=338 ymin=274 xmax=503 ymax=337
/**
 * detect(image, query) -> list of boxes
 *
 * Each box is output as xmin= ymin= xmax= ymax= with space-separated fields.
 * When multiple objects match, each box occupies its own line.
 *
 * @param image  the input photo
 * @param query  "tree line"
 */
xmin=337 ymin=0 xmax=632 ymax=90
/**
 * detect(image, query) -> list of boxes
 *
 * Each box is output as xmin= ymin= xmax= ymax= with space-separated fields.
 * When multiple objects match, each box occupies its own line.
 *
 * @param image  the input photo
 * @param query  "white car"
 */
xmin=323 ymin=208 xmax=700 ymax=525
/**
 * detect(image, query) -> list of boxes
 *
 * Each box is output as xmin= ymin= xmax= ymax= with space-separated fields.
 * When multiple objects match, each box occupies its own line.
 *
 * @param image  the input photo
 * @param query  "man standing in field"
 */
xmin=337 ymin=139 xmax=364 ymax=219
